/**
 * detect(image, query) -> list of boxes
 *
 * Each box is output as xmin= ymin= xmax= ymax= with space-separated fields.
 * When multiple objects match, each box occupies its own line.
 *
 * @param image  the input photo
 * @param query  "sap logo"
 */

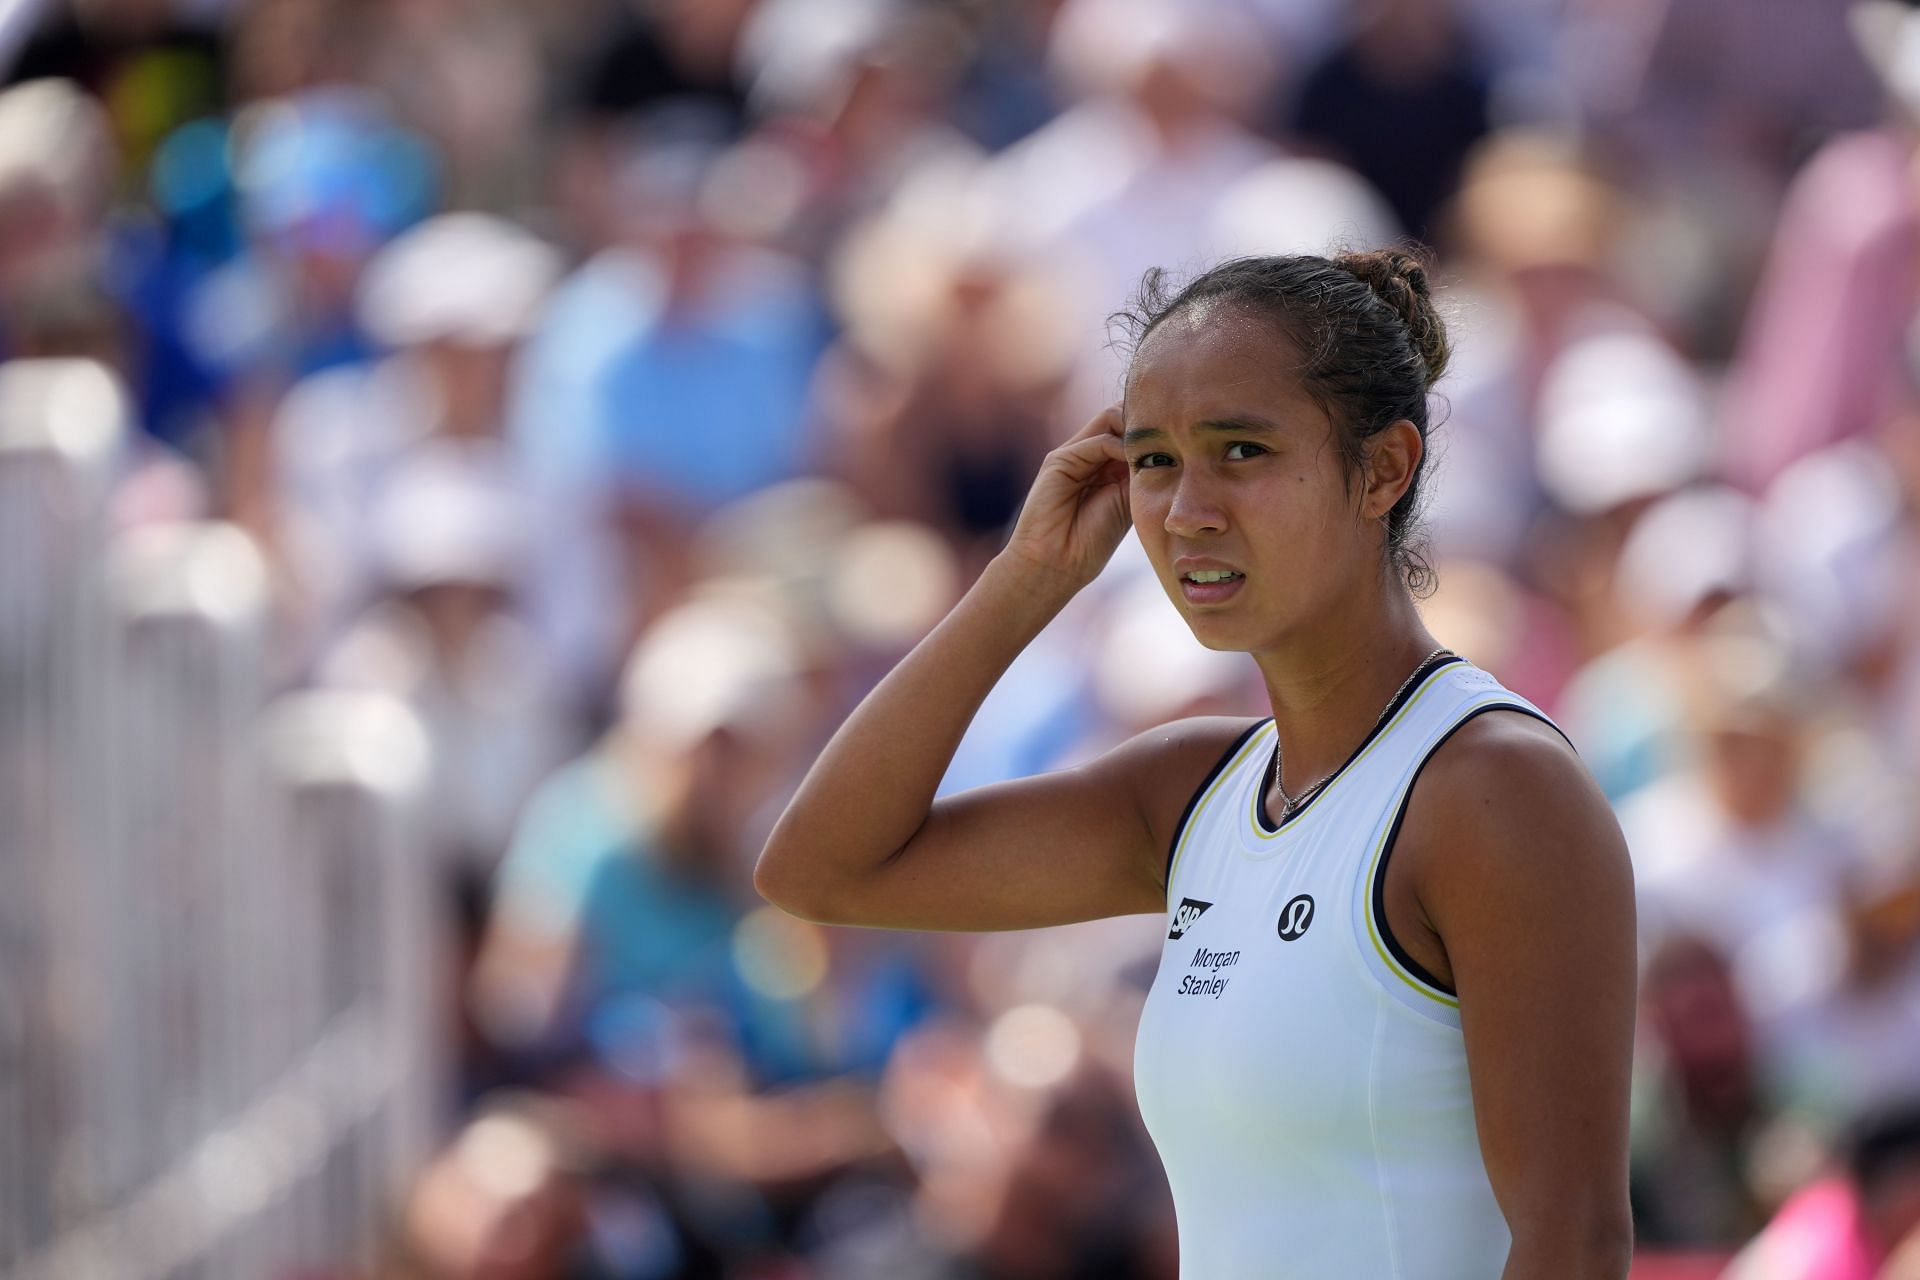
xmin=1168 ymin=897 xmax=1213 ymax=940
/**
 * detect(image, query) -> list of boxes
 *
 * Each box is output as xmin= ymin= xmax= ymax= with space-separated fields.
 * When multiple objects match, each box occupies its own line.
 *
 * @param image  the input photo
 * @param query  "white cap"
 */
xmin=1049 ymin=0 xmax=1269 ymax=102
xmin=741 ymin=0 xmax=898 ymax=119
xmin=618 ymin=595 xmax=806 ymax=749
xmin=1615 ymin=485 xmax=1756 ymax=630
xmin=825 ymin=520 xmax=960 ymax=650
xmin=1209 ymin=158 xmax=1401 ymax=261
xmin=1755 ymin=441 xmax=1911 ymax=668
xmin=370 ymin=444 xmax=531 ymax=591
xmin=0 ymin=78 xmax=112 ymax=211
xmin=1536 ymin=328 xmax=1710 ymax=515
xmin=357 ymin=212 xmax=562 ymax=348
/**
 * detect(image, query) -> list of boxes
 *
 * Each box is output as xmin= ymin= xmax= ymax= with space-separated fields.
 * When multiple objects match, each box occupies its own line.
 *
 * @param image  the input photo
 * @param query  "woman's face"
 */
xmin=1122 ymin=304 xmax=1377 ymax=653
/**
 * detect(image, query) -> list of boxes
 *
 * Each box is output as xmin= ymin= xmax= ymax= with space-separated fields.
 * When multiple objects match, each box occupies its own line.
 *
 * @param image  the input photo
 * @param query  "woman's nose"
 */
xmin=1164 ymin=474 xmax=1226 ymax=538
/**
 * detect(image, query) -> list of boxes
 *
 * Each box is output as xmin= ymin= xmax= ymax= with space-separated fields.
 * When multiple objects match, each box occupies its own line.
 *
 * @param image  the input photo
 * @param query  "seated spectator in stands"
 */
xmin=1713 ymin=0 xmax=1920 ymax=494
xmin=316 ymin=445 xmax=581 ymax=879
xmin=203 ymin=90 xmax=441 ymax=540
xmin=472 ymin=592 xmax=941 ymax=1090
xmin=816 ymin=200 xmax=1079 ymax=571
xmin=268 ymin=213 xmax=555 ymax=617
xmin=470 ymin=592 xmax=950 ymax=1269
xmin=1283 ymin=0 xmax=1492 ymax=244
xmin=1629 ymin=934 xmax=1774 ymax=1248
xmin=734 ymin=0 xmax=985 ymax=261
xmin=1723 ymin=1100 xmax=1920 ymax=1280
xmin=1621 ymin=621 xmax=1870 ymax=1102
xmin=826 ymin=1016 xmax=1174 ymax=1279
xmin=1555 ymin=485 xmax=1756 ymax=803
xmin=509 ymin=119 xmax=831 ymax=633
xmin=396 ymin=1104 xmax=592 ymax=1280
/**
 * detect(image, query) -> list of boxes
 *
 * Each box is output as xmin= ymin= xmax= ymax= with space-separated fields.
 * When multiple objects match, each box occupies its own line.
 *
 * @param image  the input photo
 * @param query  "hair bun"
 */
xmin=1335 ymin=248 xmax=1450 ymax=389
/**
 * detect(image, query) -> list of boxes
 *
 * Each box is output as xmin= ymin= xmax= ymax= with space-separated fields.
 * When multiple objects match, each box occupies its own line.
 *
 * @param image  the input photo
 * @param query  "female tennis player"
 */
xmin=754 ymin=249 xmax=1636 ymax=1279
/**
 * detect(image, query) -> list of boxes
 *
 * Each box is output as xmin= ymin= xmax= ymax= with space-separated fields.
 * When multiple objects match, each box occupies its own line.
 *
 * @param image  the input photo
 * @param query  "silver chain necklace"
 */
xmin=1271 ymin=647 xmax=1453 ymax=820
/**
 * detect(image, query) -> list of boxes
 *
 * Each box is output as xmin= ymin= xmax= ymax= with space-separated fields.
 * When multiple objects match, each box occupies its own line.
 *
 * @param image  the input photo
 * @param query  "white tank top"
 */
xmin=1131 ymin=655 xmax=1564 ymax=1279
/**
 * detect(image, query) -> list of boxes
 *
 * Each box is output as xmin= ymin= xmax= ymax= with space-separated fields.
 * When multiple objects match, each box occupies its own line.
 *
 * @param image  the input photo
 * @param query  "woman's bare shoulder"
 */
xmin=1399 ymin=706 xmax=1629 ymax=903
xmin=1087 ymin=715 xmax=1269 ymax=861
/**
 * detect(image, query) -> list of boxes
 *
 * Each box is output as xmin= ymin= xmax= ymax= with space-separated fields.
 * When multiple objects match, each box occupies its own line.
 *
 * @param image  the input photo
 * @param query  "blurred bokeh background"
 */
xmin=4 ymin=0 xmax=1920 ymax=1276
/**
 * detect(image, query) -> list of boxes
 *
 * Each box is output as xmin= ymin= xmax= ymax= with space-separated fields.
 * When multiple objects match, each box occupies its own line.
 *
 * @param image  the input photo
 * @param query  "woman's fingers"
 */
xmin=997 ymin=404 xmax=1133 ymax=592
xmin=1048 ymin=430 xmax=1127 ymax=478
xmin=1064 ymin=402 xmax=1124 ymax=443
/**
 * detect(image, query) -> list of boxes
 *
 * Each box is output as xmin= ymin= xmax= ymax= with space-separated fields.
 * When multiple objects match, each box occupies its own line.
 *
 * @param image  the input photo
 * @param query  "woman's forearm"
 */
xmin=1500 ymin=1219 xmax=1632 ymax=1280
xmin=753 ymin=553 xmax=1074 ymax=913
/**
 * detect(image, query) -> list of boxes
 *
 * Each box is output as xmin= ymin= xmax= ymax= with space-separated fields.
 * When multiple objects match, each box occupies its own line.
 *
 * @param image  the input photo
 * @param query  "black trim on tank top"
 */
xmin=1163 ymin=718 xmax=1270 ymax=904
xmin=1253 ymin=652 xmax=1468 ymax=835
xmin=1371 ymin=702 xmax=1578 ymax=998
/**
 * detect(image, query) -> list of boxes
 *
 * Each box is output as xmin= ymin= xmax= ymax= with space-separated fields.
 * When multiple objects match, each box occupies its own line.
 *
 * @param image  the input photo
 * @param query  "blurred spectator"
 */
xmin=818 ymin=197 xmax=1077 ymax=568
xmin=1423 ymin=129 xmax=1686 ymax=584
xmin=468 ymin=591 xmax=952 ymax=1270
xmin=1554 ymin=484 xmax=1755 ymax=801
xmin=547 ymin=0 xmax=757 ymax=257
xmin=1528 ymin=325 xmax=1713 ymax=669
xmin=5 ymin=0 xmax=226 ymax=180
xmin=205 ymin=88 xmax=439 ymax=542
xmin=1722 ymin=1101 xmax=1920 ymax=1280
xmin=573 ymin=0 xmax=757 ymax=136
xmin=1620 ymin=623 xmax=1870 ymax=1097
xmin=315 ymin=444 xmax=579 ymax=879
xmin=472 ymin=591 xmax=940 ymax=1088
xmin=991 ymin=0 xmax=1282 ymax=333
xmin=853 ymin=1019 xmax=1174 ymax=1279
xmin=1713 ymin=2 xmax=1920 ymax=493
xmin=396 ymin=1104 xmax=593 ymax=1280
xmin=944 ymin=0 xmax=1065 ymax=151
xmin=358 ymin=0 xmax=548 ymax=213
xmin=265 ymin=211 xmax=578 ymax=668
xmin=509 ymin=121 xmax=830 ymax=636
xmin=735 ymin=0 xmax=985 ymax=261
xmin=1284 ymin=0 xmax=1494 ymax=243
xmin=1629 ymin=935 xmax=1775 ymax=1247
xmin=1565 ymin=0 xmax=1877 ymax=183
xmin=0 ymin=78 xmax=119 ymax=356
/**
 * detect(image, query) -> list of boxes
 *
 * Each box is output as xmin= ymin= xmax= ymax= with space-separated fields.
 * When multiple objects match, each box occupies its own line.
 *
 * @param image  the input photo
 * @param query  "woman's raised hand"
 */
xmin=998 ymin=405 xmax=1131 ymax=597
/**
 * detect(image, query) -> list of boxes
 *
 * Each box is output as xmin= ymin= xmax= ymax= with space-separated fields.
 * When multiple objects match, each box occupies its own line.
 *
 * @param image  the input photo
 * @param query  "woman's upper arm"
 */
xmin=776 ymin=716 xmax=1256 ymax=933
xmin=1409 ymin=712 xmax=1638 ymax=1268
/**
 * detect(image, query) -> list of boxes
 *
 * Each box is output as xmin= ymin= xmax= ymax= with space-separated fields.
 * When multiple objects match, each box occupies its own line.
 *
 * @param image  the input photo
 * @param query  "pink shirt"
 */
xmin=1723 ymin=1177 xmax=1883 ymax=1280
xmin=1720 ymin=130 xmax=1920 ymax=493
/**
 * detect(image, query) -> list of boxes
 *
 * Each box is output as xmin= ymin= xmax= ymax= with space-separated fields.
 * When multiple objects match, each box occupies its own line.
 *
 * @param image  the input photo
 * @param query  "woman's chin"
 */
xmin=1180 ymin=611 xmax=1262 ymax=653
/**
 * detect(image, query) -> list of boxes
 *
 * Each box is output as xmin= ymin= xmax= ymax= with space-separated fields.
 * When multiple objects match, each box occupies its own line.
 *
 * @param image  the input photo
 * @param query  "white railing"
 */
xmin=0 ymin=361 xmax=440 ymax=1280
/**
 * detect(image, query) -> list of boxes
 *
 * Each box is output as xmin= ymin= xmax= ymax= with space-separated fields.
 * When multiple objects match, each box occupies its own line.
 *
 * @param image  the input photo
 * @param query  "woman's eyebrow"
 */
xmin=1122 ymin=414 xmax=1279 ymax=446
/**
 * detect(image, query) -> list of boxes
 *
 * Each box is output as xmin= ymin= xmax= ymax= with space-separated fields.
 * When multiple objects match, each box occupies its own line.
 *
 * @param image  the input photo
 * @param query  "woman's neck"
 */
xmin=1252 ymin=585 xmax=1443 ymax=803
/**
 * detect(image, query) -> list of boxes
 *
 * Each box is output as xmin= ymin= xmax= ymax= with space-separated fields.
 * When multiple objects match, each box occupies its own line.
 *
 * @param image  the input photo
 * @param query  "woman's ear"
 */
xmin=1360 ymin=420 xmax=1423 ymax=520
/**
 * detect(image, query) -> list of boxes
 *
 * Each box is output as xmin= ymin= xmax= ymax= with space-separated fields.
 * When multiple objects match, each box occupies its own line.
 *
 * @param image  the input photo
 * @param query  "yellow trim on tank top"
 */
xmin=1164 ymin=727 xmax=1275 ymax=898
xmin=1245 ymin=663 xmax=1458 ymax=840
xmin=1358 ymin=690 xmax=1538 ymax=1010
xmin=1360 ymin=804 xmax=1462 ymax=1009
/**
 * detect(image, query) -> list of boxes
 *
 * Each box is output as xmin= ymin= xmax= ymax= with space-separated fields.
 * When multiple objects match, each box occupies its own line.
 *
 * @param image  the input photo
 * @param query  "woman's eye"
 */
xmin=1131 ymin=444 xmax=1265 ymax=469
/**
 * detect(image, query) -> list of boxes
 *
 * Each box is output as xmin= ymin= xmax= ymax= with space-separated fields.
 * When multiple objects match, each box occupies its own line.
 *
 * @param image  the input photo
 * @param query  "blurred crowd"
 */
xmin=8 ymin=0 xmax=1920 ymax=1275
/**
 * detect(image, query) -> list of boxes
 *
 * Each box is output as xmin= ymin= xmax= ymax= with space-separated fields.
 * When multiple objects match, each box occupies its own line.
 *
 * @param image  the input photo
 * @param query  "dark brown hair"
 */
xmin=1113 ymin=247 xmax=1450 ymax=595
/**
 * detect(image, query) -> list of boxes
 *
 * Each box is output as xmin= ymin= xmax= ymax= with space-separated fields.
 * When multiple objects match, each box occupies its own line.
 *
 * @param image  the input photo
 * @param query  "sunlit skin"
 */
xmin=1120 ymin=301 xmax=1443 ymax=804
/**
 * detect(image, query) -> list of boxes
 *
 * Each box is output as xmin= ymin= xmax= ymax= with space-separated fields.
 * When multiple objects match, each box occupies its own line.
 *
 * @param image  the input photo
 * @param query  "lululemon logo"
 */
xmin=1277 ymin=894 xmax=1315 ymax=941
xmin=1168 ymin=897 xmax=1213 ymax=940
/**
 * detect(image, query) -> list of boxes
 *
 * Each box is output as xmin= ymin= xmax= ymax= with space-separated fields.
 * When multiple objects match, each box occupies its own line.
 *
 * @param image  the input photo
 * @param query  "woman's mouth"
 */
xmin=1179 ymin=570 xmax=1244 ymax=604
